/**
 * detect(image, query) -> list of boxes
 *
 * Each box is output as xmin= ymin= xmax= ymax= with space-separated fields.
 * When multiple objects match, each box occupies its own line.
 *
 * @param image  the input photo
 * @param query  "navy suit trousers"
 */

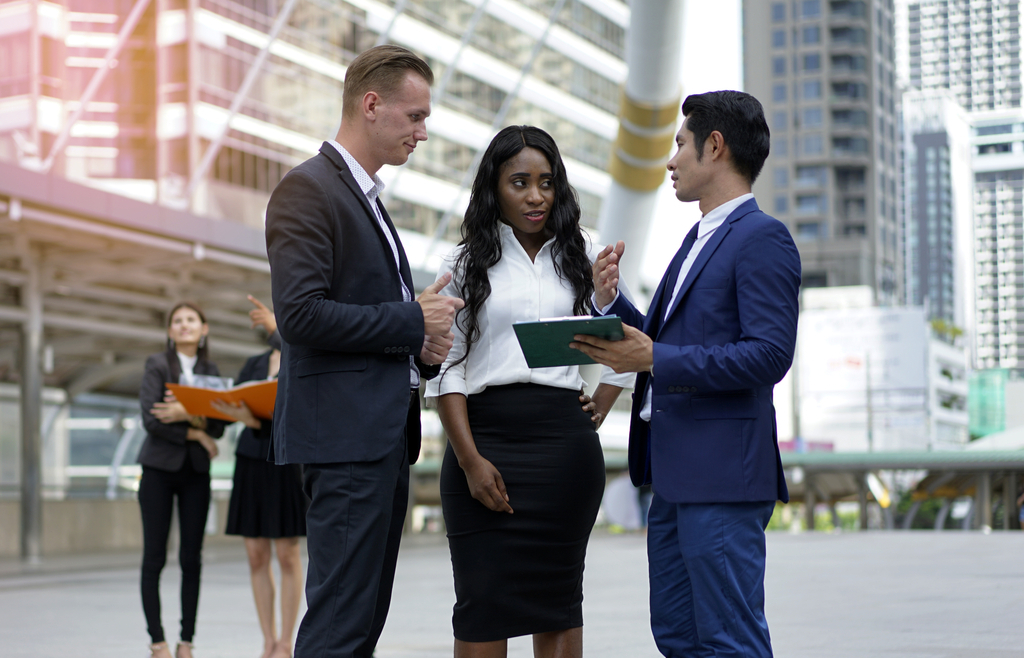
xmin=647 ymin=493 xmax=776 ymax=657
xmin=295 ymin=433 xmax=409 ymax=658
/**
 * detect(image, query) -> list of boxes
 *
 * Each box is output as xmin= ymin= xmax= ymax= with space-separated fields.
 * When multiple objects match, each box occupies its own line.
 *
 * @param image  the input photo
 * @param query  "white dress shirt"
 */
xmin=327 ymin=140 xmax=418 ymax=387
xmin=425 ymin=224 xmax=633 ymax=399
xmin=596 ymin=193 xmax=755 ymax=421
xmin=177 ymin=351 xmax=198 ymax=385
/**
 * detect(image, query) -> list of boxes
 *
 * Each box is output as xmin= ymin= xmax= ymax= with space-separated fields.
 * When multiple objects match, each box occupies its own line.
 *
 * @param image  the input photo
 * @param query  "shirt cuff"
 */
xmin=591 ymin=291 xmax=620 ymax=316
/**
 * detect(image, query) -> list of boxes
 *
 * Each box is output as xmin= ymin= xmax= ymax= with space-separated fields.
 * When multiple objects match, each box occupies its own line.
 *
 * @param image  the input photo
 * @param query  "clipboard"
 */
xmin=512 ymin=315 xmax=624 ymax=368
xmin=166 ymin=380 xmax=278 ymax=422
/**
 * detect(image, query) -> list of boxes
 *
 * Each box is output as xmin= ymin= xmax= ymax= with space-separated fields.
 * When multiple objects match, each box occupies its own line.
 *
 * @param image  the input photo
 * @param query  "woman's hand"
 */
xmin=248 ymin=294 xmax=277 ymax=335
xmin=151 ymin=391 xmax=191 ymax=424
xmin=460 ymin=455 xmax=513 ymax=514
xmin=210 ymin=399 xmax=260 ymax=429
xmin=187 ymin=428 xmax=219 ymax=459
xmin=580 ymin=384 xmax=624 ymax=430
xmin=593 ymin=241 xmax=625 ymax=310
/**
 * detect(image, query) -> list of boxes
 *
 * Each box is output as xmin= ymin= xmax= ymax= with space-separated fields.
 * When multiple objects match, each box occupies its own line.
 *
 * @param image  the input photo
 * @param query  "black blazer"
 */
xmin=266 ymin=142 xmax=437 ymax=466
xmin=137 ymin=352 xmax=227 ymax=473
xmin=233 ymin=350 xmax=274 ymax=461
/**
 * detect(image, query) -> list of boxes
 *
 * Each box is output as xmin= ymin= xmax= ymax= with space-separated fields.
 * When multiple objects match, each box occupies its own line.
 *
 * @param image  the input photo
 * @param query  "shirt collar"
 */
xmin=327 ymin=139 xmax=385 ymax=198
xmin=696 ymin=193 xmax=755 ymax=239
xmin=499 ymin=223 xmax=555 ymax=254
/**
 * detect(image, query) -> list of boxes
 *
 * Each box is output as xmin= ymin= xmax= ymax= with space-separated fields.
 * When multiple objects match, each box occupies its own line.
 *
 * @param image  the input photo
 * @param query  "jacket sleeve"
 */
xmin=235 ymin=354 xmax=270 ymax=438
xmin=266 ymin=169 xmax=425 ymax=354
xmin=652 ymin=219 xmax=801 ymax=391
xmin=139 ymin=354 xmax=188 ymax=445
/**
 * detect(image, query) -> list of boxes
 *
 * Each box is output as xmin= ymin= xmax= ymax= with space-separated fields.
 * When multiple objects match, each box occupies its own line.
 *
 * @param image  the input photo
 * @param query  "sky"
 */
xmin=638 ymin=0 xmax=744 ymax=288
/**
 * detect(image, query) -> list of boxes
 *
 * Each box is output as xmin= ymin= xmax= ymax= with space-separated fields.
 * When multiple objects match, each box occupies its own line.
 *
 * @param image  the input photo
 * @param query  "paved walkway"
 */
xmin=2 ymin=530 xmax=1023 ymax=657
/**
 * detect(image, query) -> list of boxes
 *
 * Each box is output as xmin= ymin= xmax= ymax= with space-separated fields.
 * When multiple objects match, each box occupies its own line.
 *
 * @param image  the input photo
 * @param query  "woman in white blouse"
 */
xmin=426 ymin=125 xmax=630 ymax=658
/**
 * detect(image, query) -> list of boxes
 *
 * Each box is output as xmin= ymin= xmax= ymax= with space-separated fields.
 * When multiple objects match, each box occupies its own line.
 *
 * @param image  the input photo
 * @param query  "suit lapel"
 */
xmin=645 ymin=224 xmax=699 ymax=338
xmin=662 ymin=198 xmax=759 ymax=325
xmin=320 ymin=143 xmax=411 ymax=296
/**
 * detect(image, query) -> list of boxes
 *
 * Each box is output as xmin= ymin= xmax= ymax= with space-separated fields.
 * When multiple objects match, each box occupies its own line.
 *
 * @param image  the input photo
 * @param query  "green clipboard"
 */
xmin=512 ymin=315 xmax=624 ymax=368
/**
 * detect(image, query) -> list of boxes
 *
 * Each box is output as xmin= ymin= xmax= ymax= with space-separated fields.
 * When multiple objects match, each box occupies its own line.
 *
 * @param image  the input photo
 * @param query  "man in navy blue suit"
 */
xmin=573 ymin=90 xmax=800 ymax=657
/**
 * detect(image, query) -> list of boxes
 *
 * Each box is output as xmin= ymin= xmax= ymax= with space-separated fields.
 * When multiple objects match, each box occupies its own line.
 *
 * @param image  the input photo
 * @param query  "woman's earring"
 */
xmin=198 ymin=335 xmax=207 ymax=349
xmin=167 ymin=337 xmax=175 ymax=351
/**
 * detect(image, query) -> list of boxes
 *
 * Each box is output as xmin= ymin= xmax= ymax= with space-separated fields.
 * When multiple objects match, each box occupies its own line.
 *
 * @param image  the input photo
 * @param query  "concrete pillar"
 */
xmin=597 ymin=0 xmax=684 ymax=292
xmin=978 ymin=472 xmax=992 ymax=532
xmin=20 ymin=248 xmax=43 ymax=562
xmin=1005 ymin=472 xmax=1019 ymax=531
xmin=804 ymin=474 xmax=816 ymax=532
xmin=857 ymin=472 xmax=868 ymax=530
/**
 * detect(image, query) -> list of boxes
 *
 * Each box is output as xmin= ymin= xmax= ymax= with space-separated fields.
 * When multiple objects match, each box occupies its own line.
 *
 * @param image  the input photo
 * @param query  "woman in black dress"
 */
xmin=217 ymin=296 xmax=307 ymax=658
xmin=425 ymin=126 xmax=630 ymax=658
xmin=139 ymin=302 xmax=226 ymax=658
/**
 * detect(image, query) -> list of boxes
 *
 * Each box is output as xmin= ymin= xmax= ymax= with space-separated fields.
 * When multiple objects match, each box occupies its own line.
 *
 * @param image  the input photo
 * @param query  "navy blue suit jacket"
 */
xmin=608 ymin=198 xmax=799 ymax=504
xmin=266 ymin=143 xmax=436 ymax=465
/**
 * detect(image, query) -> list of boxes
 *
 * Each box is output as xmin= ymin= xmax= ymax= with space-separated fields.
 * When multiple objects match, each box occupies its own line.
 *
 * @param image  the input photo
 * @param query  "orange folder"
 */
xmin=166 ymin=380 xmax=278 ymax=422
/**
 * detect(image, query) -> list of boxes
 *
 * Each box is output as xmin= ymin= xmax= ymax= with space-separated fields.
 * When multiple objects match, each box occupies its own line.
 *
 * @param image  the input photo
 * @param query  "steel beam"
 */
xmin=427 ymin=0 xmax=569 ymax=255
xmin=1005 ymin=472 xmax=1018 ymax=531
xmin=978 ymin=471 xmax=992 ymax=531
xmin=40 ymin=0 xmax=154 ymax=173
xmin=182 ymin=0 xmax=301 ymax=204
xmin=20 ymin=247 xmax=43 ymax=562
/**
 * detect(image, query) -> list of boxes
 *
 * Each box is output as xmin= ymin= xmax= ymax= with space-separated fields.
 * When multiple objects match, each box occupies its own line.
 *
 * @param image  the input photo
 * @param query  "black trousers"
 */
xmin=138 ymin=461 xmax=211 ymax=644
xmin=294 ymin=419 xmax=410 ymax=658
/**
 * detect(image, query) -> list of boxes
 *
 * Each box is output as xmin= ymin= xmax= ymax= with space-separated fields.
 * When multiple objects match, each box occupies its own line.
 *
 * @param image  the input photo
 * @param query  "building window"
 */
xmin=774 ymin=167 xmax=789 ymax=187
xmin=772 ymin=29 xmax=786 ymax=48
xmin=796 ymin=194 xmax=825 ymax=215
xmin=802 ymin=134 xmax=824 ymax=155
xmin=802 ymin=80 xmax=822 ymax=100
xmin=801 ymin=0 xmax=822 ymax=19
xmin=773 ymin=83 xmax=787 ymax=102
xmin=976 ymin=124 xmax=1014 ymax=136
xmin=775 ymin=137 xmax=789 ymax=156
xmin=775 ymin=196 xmax=790 ymax=213
xmin=832 ymin=136 xmax=869 ymax=154
xmin=830 ymin=26 xmax=867 ymax=44
xmin=803 ymin=52 xmax=821 ymax=71
xmin=772 ymin=2 xmax=786 ymax=22
xmin=831 ymin=54 xmax=866 ymax=71
xmin=802 ymin=107 xmax=823 ymax=128
xmin=797 ymin=222 xmax=821 ymax=239
xmin=773 ymin=57 xmax=786 ymax=76
xmin=832 ymin=108 xmax=868 ymax=126
xmin=772 ymin=110 xmax=789 ymax=132
xmin=795 ymin=165 xmax=826 ymax=187
xmin=832 ymin=81 xmax=868 ymax=99
xmin=802 ymin=25 xmax=821 ymax=44
xmin=978 ymin=143 xmax=1012 ymax=155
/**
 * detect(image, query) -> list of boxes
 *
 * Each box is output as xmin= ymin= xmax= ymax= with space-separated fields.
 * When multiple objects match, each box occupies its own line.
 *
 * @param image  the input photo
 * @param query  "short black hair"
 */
xmin=681 ymin=91 xmax=770 ymax=184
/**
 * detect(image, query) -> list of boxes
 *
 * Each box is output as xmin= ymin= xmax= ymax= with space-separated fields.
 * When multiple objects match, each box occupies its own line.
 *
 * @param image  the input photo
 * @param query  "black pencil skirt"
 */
xmin=440 ymin=383 xmax=606 ymax=642
xmin=226 ymin=455 xmax=307 ymax=539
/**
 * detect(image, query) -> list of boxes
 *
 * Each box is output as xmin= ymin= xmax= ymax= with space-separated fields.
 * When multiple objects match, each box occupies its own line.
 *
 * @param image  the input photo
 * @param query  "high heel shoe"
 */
xmin=175 ymin=641 xmax=194 ymax=658
xmin=149 ymin=642 xmax=172 ymax=658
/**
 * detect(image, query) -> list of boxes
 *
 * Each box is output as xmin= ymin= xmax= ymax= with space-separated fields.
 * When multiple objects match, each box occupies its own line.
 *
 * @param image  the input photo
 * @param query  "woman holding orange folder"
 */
xmin=215 ymin=295 xmax=306 ymax=658
xmin=426 ymin=126 xmax=630 ymax=658
xmin=138 ymin=302 xmax=226 ymax=658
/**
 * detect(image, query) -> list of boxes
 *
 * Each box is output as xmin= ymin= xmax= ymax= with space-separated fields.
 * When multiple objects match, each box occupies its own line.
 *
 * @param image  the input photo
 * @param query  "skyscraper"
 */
xmin=905 ymin=0 xmax=1023 ymax=112
xmin=743 ymin=0 xmax=902 ymax=303
xmin=898 ymin=0 xmax=1024 ymax=368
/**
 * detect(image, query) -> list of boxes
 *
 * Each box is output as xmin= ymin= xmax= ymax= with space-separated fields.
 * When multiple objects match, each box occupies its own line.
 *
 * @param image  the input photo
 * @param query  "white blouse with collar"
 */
xmin=425 ymin=224 xmax=633 ymax=399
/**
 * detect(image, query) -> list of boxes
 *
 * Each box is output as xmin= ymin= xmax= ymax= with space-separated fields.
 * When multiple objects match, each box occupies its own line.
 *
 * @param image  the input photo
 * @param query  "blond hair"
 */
xmin=342 ymin=45 xmax=433 ymax=119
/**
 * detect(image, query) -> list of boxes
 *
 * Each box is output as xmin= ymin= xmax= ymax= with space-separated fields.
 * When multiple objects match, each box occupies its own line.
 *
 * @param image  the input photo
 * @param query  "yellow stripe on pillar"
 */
xmin=608 ymin=90 xmax=681 ymax=192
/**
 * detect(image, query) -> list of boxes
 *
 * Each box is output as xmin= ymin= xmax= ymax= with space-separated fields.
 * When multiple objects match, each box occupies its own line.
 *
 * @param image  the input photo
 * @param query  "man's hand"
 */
xmin=420 ymin=332 xmax=454 ymax=365
xmin=210 ymin=399 xmax=260 ymax=429
xmin=247 ymin=295 xmax=277 ymax=335
xmin=417 ymin=272 xmax=465 ymax=336
xmin=571 ymin=324 xmax=653 ymax=374
xmin=593 ymin=241 xmax=625 ymax=310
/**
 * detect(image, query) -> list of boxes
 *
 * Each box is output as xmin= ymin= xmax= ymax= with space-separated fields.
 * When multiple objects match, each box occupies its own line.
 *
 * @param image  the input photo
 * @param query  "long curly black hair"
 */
xmin=450 ymin=125 xmax=594 ymax=367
